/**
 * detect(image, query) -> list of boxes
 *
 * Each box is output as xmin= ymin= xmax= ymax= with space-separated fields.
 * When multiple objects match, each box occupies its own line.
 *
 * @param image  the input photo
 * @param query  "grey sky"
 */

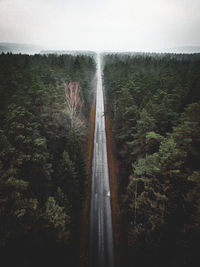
xmin=0 ymin=0 xmax=200 ymax=51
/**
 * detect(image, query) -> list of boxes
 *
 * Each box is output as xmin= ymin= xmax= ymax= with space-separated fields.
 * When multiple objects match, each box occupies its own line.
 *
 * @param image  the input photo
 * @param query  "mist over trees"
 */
xmin=0 ymin=53 xmax=96 ymax=267
xmin=103 ymin=53 xmax=200 ymax=267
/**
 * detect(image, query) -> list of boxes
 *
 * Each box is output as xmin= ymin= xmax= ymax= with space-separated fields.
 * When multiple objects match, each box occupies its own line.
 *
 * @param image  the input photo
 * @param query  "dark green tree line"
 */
xmin=103 ymin=53 xmax=200 ymax=267
xmin=0 ymin=53 xmax=96 ymax=267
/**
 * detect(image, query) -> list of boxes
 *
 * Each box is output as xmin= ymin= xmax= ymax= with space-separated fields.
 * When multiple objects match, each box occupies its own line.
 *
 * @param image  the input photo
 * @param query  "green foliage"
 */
xmin=0 ymin=53 xmax=95 ymax=266
xmin=103 ymin=53 xmax=200 ymax=267
xmin=45 ymin=196 xmax=70 ymax=244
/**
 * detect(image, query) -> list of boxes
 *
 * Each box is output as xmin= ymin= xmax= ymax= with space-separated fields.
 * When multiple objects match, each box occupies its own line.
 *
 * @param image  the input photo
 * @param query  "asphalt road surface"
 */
xmin=89 ymin=54 xmax=114 ymax=267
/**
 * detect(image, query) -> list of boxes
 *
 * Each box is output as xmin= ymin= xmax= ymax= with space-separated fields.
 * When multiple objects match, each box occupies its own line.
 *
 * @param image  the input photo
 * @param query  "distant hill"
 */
xmin=0 ymin=42 xmax=43 ymax=54
xmin=0 ymin=44 xmax=96 ymax=58
xmin=99 ymin=46 xmax=200 ymax=54
xmin=1 ymin=43 xmax=200 ymax=55
xmin=158 ymin=46 xmax=200 ymax=54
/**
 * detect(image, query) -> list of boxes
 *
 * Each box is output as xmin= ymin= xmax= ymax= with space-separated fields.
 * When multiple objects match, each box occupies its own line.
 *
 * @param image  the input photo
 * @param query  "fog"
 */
xmin=0 ymin=0 xmax=200 ymax=51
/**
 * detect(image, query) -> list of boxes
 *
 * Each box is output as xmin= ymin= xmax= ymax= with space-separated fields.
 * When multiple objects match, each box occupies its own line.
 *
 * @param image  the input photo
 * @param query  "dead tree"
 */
xmin=64 ymin=82 xmax=85 ymax=131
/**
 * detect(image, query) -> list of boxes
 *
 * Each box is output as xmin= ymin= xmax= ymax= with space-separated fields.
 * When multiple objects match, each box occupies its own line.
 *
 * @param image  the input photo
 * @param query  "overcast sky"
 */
xmin=0 ymin=0 xmax=200 ymax=51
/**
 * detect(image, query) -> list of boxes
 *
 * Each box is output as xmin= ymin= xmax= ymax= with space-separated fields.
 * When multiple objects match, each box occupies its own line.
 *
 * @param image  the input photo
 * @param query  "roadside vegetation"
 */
xmin=103 ymin=52 xmax=200 ymax=267
xmin=0 ymin=53 xmax=96 ymax=267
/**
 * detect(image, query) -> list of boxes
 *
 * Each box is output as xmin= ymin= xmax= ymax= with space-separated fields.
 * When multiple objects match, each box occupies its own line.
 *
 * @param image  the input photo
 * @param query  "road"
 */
xmin=89 ymin=54 xmax=114 ymax=267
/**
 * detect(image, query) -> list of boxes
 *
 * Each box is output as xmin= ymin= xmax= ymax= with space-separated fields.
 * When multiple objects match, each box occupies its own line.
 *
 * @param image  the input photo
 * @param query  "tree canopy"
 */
xmin=0 ymin=52 xmax=96 ymax=267
xmin=103 ymin=52 xmax=200 ymax=267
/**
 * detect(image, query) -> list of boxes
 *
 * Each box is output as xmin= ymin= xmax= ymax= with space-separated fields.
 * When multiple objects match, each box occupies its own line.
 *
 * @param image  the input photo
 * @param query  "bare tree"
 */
xmin=64 ymin=82 xmax=85 ymax=132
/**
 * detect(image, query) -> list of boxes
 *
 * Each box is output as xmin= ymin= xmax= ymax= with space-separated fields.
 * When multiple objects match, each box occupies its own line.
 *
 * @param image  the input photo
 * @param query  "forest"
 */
xmin=103 ymin=52 xmax=200 ymax=267
xmin=0 ymin=53 xmax=96 ymax=267
xmin=1 ymin=51 xmax=200 ymax=267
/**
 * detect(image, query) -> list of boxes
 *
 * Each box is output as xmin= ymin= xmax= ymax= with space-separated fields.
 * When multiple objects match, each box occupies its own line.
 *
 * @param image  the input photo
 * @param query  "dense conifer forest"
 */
xmin=0 ymin=53 xmax=96 ymax=267
xmin=103 ymin=53 xmax=200 ymax=267
xmin=1 ymin=51 xmax=200 ymax=267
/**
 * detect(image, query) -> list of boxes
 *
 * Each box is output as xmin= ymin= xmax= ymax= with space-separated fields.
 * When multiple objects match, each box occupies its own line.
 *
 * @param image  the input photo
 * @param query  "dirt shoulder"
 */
xmin=79 ymin=91 xmax=96 ymax=267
